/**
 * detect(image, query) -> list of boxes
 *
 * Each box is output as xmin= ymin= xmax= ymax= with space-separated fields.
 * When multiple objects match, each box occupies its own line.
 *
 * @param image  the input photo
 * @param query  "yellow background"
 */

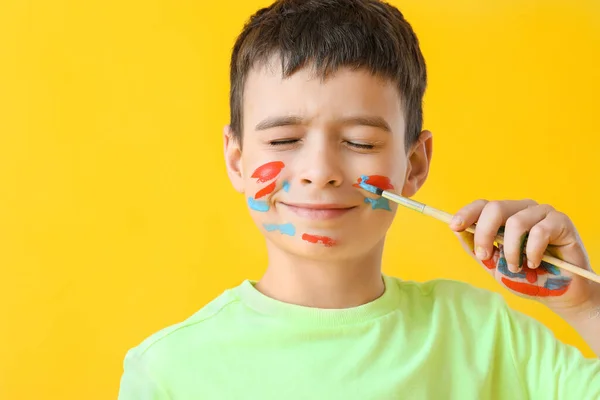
xmin=1 ymin=0 xmax=599 ymax=398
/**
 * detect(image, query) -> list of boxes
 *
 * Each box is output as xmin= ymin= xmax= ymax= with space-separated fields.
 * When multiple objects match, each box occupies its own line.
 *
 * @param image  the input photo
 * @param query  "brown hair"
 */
xmin=229 ymin=0 xmax=427 ymax=150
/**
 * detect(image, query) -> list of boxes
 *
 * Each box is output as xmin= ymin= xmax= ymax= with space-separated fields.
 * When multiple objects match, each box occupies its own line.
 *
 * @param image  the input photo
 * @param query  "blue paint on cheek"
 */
xmin=364 ymin=197 xmax=391 ymax=211
xmin=247 ymin=197 xmax=270 ymax=212
xmin=282 ymin=180 xmax=290 ymax=192
xmin=264 ymin=223 xmax=296 ymax=236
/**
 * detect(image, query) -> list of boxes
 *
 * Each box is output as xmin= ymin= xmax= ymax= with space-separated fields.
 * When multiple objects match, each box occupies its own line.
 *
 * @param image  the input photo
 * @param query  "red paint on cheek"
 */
xmin=352 ymin=175 xmax=395 ymax=190
xmin=251 ymin=161 xmax=285 ymax=183
xmin=254 ymin=181 xmax=276 ymax=199
xmin=301 ymin=233 xmax=336 ymax=247
xmin=500 ymin=278 xmax=570 ymax=297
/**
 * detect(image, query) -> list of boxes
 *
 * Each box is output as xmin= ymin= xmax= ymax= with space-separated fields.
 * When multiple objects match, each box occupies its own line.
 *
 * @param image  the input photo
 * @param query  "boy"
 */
xmin=118 ymin=0 xmax=600 ymax=398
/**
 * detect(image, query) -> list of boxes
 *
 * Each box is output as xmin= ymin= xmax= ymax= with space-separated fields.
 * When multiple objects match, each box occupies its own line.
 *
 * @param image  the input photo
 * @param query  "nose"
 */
xmin=297 ymin=139 xmax=344 ymax=188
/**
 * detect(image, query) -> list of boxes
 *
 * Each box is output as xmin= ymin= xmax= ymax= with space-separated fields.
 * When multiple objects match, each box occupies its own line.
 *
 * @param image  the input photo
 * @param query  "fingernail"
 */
xmin=508 ymin=263 xmax=518 ymax=273
xmin=527 ymin=260 xmax=534 ymax=269
xmin=475 ymin=247 xmax=487 ymax=259
xmin=451 ymin=216 xmax=463 ymax=227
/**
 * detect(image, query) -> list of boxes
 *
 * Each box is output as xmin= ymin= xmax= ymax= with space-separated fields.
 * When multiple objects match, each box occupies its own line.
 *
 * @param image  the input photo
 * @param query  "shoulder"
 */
xmin=388 ymin=275 xmax=510 ymax=320
xmin=124 ymin=285 xmax=242 ymax=365
xmin=392 ymin=275 xmax=507 ymax=306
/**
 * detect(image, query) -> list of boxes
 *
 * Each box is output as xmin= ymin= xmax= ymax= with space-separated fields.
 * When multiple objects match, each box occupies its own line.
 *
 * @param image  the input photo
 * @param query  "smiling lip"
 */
xmin=281 ymin=203 xmax=356 ymax=219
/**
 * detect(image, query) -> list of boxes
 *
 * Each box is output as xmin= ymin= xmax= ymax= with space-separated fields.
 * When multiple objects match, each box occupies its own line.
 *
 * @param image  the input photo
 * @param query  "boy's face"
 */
xmin=224 ymin=60 xmax=432 ymax=261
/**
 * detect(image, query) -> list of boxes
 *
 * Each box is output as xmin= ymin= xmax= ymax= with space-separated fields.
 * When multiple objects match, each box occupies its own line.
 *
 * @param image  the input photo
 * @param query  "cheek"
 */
xmin=245 ymin=160 xmax=287 ymax=212
xmin=353 ymin=174 xmax=399 ymax=212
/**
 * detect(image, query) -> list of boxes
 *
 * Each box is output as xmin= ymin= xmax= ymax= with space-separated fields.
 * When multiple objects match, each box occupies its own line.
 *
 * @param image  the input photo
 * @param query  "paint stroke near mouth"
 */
xmin=364 ymin=197 xmax=391 ymax=211
xmin=251 ymin=161 xmax=285 ymax=183
xmin=264 ymin=223 xmax=296 ymax=236
xmin=255 ymin=181 xmax=276 ymax=199
xmin=248 ymin=161 xmax=285 ymax=212
xmin=301 ymin=233 xmax=336 ymax=247
xmin=248 ymin=197 xmax=270 ymax=212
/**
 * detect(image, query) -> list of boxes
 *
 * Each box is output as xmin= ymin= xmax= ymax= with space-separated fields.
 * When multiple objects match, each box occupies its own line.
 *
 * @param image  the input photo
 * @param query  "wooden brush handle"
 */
xmin=422 ymin=206 xmax=600 ymax=284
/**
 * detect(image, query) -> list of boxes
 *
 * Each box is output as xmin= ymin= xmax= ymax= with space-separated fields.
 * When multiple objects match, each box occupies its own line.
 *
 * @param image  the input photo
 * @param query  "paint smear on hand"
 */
xmin=264 ymin=223 xmax=296 ymax=236
xmin=501 ymin=276 xmax=571 ymax=297
xmin=247 ymin=197 xmax=270 ymax=212
xmin=495 ymin=246 xmax=572 ymax=297
xmin=255 ymin=181 xmax=276 ymax=199
xmin=301 ymin=233 xmax=336 ymax=247
xmin=251 ymin=161 xmax=285 ymax=183
xmin=282 ymin=180 xmax=290 ymax=192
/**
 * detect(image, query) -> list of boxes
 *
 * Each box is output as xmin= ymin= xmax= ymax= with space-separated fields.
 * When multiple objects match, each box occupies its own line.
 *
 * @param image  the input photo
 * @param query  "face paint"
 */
xmin=264 ymin=223 xmax=296 ymax=236
xmin=282 ymin=180 xmax=290 ymax=192
xmin=354 ymin=175 xmax=395 ymax=211
xmin=353 ymin=175 xmax=395 ymax=193
xmin=301 ymin=233 xmax=336 ymax=247
xmin=248 ymin=161 xmax=285 ymax=212
xmin=364 ymin=197 xmax=391 ymax=211
xmin=251 ymin=161 xmax=285 ymax=183
xmin=247 ymin=197 xmax=270 ymax=212
xmin=255 ymin=181 xmax=276 ymax=199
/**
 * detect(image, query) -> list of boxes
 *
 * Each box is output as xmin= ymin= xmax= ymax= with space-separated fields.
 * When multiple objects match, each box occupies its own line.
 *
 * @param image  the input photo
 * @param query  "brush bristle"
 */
xmin=356 ymin=175 xmax=385 ymax=196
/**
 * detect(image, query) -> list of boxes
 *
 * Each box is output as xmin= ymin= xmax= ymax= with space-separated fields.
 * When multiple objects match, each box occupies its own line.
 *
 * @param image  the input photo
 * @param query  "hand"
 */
xmin=450 ymin=199 xmax=599 ymax=314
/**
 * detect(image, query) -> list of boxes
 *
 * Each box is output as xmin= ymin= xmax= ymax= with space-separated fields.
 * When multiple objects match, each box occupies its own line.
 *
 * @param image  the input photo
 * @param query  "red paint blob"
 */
xmin=519 ymin=265 xmax=549 ymax=283
xmin=252 ymin=161 xmax=285 ymax=183
xmin=254 ymin=181 xmax=276 ymax=199
xmin=482 ymin=258 xmax=496 ymax=270
xmin=501 ymin=277 xmax=570 ymax=297
xmin=301 ymin=233 xmax=336 ymax=247
xmin=525 ymin=270 xmax=537 ymax=283
xmin=352 ymin=175 xmax=395 ymax=190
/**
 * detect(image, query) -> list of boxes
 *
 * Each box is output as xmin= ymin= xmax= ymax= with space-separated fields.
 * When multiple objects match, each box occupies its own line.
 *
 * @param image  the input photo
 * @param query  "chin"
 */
xmin=267 ymin=233 xmax=383 ymax=262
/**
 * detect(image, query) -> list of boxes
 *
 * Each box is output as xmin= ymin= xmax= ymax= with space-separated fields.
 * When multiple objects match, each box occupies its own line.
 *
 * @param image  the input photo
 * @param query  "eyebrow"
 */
xmin=254 ymin=115 xmax=391 ymax=132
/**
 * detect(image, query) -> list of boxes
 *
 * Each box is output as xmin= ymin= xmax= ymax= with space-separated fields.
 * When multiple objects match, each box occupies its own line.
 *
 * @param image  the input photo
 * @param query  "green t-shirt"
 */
xmin=118 ymin=275 xmax=600 ymax=399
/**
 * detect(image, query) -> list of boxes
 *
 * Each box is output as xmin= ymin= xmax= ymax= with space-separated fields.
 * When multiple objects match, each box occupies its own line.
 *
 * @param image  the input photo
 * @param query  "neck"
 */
xmin=255 ymin=240 xmax=386 ymax=309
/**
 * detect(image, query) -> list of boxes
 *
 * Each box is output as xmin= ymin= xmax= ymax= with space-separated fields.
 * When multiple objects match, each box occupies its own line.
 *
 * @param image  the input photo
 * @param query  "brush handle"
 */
xmin=380 ymin=190 xmax=600 ymax=284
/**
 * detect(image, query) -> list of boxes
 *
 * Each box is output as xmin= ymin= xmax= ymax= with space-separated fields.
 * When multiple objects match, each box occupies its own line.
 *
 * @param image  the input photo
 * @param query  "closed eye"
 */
xmin=346 ymin=141 xmax=375 ymax=150
xmin=268 ymin=139 xmax=299 ymax=146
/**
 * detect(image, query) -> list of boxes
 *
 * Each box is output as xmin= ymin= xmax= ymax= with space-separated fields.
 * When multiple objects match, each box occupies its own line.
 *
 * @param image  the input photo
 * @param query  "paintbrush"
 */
xmin=363 ymin=184 xmax=600 ymax=284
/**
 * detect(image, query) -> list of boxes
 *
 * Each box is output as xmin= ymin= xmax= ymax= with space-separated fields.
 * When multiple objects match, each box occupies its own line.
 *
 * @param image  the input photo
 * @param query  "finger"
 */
xmin=502 ymin=204 xmax=553 ymax=272
xmin=455 ymin=230 xmax=499 ymax=274
xmin=450 ymin=199 xmax=488 ymax=231
xmin=474 ymin=199 xmax=537 ymax=262
xmin=525 ymin=209 xmax=574 ymax=268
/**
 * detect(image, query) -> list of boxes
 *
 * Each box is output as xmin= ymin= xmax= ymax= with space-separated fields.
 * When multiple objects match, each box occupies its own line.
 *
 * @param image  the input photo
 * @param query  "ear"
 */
xmin=223 ymin=125 xmax=245 ymax=193
xmin=401 ymin=130 xmax=433 ymax=197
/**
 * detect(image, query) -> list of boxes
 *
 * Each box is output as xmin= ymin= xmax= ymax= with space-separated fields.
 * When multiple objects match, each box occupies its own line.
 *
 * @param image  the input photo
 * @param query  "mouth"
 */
xmin=280 ymin=202 xmax=357 ymax=220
